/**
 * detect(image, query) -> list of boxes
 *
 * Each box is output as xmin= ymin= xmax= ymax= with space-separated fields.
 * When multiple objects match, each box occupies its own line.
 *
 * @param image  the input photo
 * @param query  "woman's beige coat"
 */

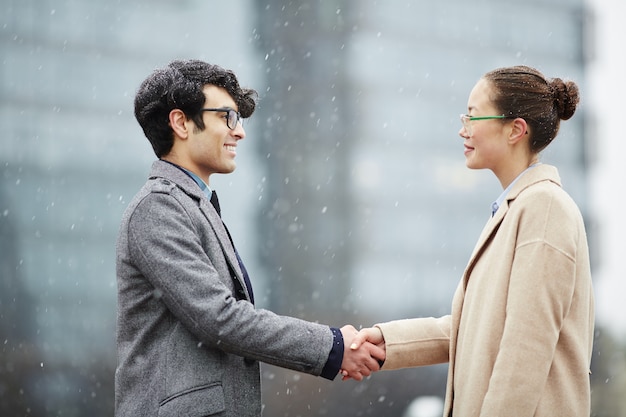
xmin=378 ymin=164 xmax=594 ymax=417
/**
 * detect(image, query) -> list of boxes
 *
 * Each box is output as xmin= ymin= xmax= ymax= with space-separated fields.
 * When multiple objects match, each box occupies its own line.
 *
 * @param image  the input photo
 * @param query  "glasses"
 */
xmin=460 ymin=114 xmax=509 ymax=136
xmin=201 ymin=108 xmax=242 ymax=130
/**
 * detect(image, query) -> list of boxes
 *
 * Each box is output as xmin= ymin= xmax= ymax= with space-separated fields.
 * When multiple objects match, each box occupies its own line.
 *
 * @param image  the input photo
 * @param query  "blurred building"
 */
xmin=1 ymin=0 xmax=596 ymax=416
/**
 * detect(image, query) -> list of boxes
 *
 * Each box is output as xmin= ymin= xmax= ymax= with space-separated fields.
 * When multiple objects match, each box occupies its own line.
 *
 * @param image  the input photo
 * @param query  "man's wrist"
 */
xmin=320 ymin=327 xmax=344 ymax=380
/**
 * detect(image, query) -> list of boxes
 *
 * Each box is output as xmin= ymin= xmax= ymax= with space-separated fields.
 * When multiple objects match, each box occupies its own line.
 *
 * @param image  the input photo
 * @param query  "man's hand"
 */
xmin=339 ymin=325 xmax=386 ymax=381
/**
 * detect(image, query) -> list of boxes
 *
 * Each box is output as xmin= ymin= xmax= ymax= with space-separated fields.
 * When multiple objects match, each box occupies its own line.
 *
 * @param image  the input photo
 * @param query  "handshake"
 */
xmin=339 ymin=325 xmax=386 ymax=381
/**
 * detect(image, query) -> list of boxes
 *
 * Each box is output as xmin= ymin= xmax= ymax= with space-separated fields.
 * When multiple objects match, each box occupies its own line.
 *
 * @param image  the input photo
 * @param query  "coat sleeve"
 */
xmin=376 ymin=316 xmax=451 ymax=369
xmin=126 ymin=191 xmax=335 ymax=377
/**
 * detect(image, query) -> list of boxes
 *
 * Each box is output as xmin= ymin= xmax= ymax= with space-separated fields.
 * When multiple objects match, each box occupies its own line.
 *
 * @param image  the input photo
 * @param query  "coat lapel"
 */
xmin=198 ymin=199 xmax=247 ymax=286
xmin=148 ymin=161 xmax=251 ymax=302
xmin=463 ymin=214 xmax=502 ymax=290
xmin=462 ymin=164 xmax=561 ymax=290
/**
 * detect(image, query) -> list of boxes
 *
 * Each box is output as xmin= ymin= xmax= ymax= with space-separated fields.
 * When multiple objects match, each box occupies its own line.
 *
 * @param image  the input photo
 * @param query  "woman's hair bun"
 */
xmin=550 ymin=77 xmax=580 ymax=121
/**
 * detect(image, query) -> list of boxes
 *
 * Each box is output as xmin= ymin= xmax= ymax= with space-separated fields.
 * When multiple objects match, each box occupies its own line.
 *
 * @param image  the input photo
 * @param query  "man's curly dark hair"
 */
xmin=134 ymin=59 xmax=258 ymax=157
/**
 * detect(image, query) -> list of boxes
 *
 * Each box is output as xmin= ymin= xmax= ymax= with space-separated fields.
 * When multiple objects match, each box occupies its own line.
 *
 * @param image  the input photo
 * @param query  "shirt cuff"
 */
xmin=320 ymin=327 xmax=344 ymax=380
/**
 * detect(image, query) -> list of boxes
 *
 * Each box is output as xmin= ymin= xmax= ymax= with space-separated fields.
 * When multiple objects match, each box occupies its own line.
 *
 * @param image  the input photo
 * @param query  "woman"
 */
xmin=348 ymin=66 xmax=594 ymax=416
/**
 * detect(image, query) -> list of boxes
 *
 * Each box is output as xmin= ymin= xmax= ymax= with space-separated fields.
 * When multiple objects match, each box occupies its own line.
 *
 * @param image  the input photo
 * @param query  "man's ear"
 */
xmin=169 ymin=109 xmax=190 ymax=139
xmin=508 ymin=117 xmax=529 ymax=145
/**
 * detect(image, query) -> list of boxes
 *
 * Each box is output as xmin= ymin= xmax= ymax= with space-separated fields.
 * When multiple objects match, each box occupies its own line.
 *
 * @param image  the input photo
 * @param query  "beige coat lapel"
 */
xmin=462 ymin=164 xmax=560 ymax=290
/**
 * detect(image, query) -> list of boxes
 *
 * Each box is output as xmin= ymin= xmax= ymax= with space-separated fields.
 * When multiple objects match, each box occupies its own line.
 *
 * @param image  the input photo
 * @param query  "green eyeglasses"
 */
xmin=460 ymin=114 xmax=510 ymax=136
xmin=201 ymin=107 xmax=242 ymax=130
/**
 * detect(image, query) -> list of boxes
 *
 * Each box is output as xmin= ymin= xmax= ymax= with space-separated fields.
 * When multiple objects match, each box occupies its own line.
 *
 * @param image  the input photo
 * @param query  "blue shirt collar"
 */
xmin=491 ymin=163 xmax=539 ymax=216
xmin=182 ymin=169 xmax=212 ymax=199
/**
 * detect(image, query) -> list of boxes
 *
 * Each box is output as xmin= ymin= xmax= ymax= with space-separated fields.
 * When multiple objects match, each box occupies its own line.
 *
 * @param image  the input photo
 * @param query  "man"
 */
xmin=115 ymin=59 xmax=384 ymax=417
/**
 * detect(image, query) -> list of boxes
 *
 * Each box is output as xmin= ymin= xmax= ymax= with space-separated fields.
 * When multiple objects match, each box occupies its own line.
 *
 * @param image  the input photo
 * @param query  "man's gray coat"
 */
xmin=115 ymin=161 xmax=335 ymax=416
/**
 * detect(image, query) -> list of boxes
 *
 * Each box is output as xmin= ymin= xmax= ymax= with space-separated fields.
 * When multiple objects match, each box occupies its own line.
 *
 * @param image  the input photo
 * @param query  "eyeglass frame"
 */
xmin=201 ymin=107 xmax=242 ymax=130
xmin=459 ymin=114 xmax=514 ymax=135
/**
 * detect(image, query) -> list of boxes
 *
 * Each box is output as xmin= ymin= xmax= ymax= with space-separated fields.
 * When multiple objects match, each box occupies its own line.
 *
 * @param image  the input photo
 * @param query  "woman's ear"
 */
xmin=508 ymin=117 xmax=529 ymax=145
xmin=169 ymin=109 xmax=190 ymax=139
